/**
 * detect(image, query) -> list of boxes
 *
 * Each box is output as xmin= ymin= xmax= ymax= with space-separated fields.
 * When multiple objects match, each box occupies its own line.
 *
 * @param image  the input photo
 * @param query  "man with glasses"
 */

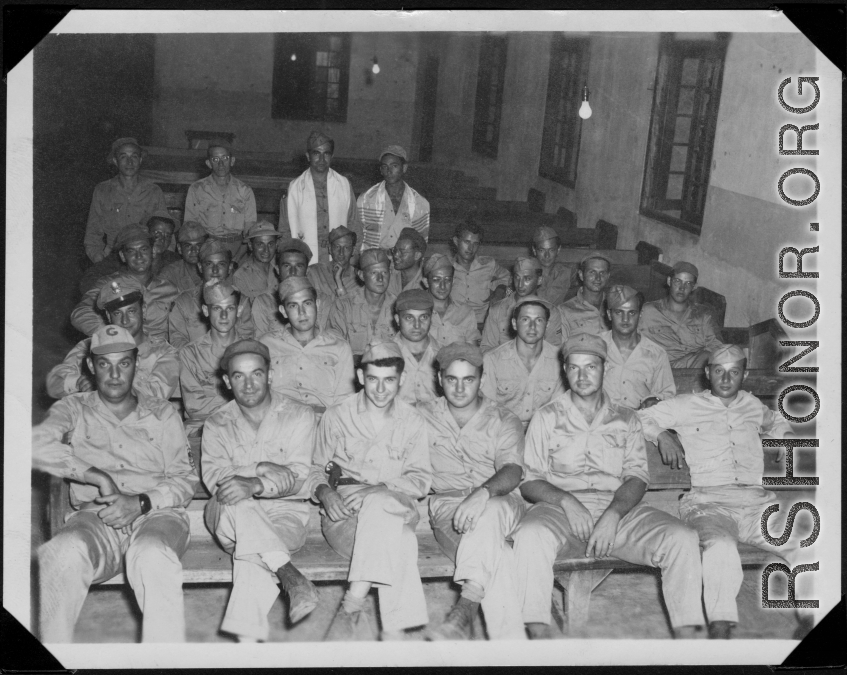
xmin=184 ymin=138 xmax=257 ymax=262
xmin=306 ymin=225 xmax=361 ymax=299
xmin=159 ymin=221 xmax=208 ymax=293
xmin=639 ymin=261 xmax=724 ymax=368
xmin=559 ymin=253 xmax=612 ymax=340
xmin=388 ymin=227 xmax=427 ymax=295
xmin=281 ymin=130 xmax=361 ymax=266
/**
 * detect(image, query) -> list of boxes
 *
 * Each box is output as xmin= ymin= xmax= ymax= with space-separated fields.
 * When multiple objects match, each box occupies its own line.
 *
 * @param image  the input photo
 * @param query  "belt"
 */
xmin=211 ymin=232 xmax=244 ymax=243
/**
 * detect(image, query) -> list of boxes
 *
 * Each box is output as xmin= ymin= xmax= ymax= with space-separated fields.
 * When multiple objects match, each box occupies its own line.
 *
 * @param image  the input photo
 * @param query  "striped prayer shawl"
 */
xmin=357 ymin=181 xmax=430 ymax=251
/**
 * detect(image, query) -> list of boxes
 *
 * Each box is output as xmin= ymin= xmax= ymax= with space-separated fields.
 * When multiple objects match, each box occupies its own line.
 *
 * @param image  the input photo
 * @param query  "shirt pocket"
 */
xmin=599 ymin=431 xmax=627 ymax=478
xmin=495 ymin=378 xmax=521 ymax=402
xmin=534 ymin=380 xmax=557 ymax=407
xmin=230 ymin=197 xmax=246 ymax=215
xmin=548 ymin=434 xmax=584 ymax=475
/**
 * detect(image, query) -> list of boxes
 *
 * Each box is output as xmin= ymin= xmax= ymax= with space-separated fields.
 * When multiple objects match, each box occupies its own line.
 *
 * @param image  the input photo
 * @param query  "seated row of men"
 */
xmin=34 ymin=322 xmax=798 ymax=643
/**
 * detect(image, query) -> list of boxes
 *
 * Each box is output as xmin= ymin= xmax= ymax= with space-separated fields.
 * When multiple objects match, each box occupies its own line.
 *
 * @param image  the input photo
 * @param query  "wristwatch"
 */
xmin=138 ymin=493 xmax=152 ymax=515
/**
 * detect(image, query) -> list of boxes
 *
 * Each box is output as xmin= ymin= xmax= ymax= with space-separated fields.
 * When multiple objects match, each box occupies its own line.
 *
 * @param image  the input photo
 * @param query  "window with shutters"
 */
xmin=538 ymin=35 xmax=590 ymax=188
xmin=271 ymin=33 xmax=351 ymax=122
xmin=472 ymin=34 xmax=508 ymax=158
xmin=640 ymin=34 xmax=729 ymax=235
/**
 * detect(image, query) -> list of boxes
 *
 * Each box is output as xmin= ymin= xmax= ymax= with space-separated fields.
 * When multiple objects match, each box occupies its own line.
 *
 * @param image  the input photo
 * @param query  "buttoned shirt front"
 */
xmin=184 ymin=175 xmax=257 ymax=238
xmin=201 ymin=394 xmax=316 ymax=500
xmin=307 ymin=261 xmax=360 ymax=299
xmin=481 ymin=339 xmax=566 ymax=428
xmin=638 ymin=297 xmax=724 ymax=368
xmin=159 ymin=259 xmax=203 ymax=294
xmin=84 ymin=176 xmax=168 ymax=261
xmin=394 ymin=335 xmax=439 ymax=405
xmin=32 ymin=392 xmax=198 ymax=510
xmin=523 ymin=391 xmax=650 ymax=495
xmin=233 ymin=258 xmax=278 ymax=300
xmin=480 ymin=294 xmax=564 ymax=352
xmin=637 ymin=390 xmax=792 ymax=488
xmin=559 ymin=288 xmax=609 ymax=340
xmin=449 ymin=255 xmax=511 ymax=324
xmin=537 ymin=261 xmax=574 ymax=307
xmin=178 ymin=332 xmax=232 ymax=428
xmin=168 ymin=284 xmax=254 ymax=350
xmin=417 ymin=396 xmax=525 ymax=494
xmin=251 ymin=288 xmax=334 ymax=338
xmin=429 ymin=300 xmax=482 ymax=349
xmin=326 ymin=286 xmax=398 ymax=356
xmin=309 ymin=392 xmax=431 ymax=500
xmin=388 ymin=266 xmax=424 ymax=296
xmin=260 ymin=327 xmax=355 ymax=410
xmin=600 ymin=331 xmax=676 ymax=410
xmin=46 ymin=337 xmax=179 ymax=403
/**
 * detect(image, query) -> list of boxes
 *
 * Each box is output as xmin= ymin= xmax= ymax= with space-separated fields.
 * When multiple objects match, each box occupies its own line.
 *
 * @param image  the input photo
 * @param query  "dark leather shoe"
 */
xmin=424 ymin=603 xmax=475 ymax=641
xmin=277 ymin=563 xmax=319 ymax=624
xmin=708 ymin=620 xmax=734 ymax=639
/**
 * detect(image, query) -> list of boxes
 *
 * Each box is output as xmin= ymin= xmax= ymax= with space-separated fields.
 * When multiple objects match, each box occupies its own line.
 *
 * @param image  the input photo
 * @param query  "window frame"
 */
xmin=639 ymin=33 xmax=729 ymax=235
xmin=471 ymin=34 xmax=509 ymax=159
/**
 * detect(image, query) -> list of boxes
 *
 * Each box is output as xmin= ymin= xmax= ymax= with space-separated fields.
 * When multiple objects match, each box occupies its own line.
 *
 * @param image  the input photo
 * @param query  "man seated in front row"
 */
xmin=638 ymin=261 xmax=724 ymax=368
xmin=388 ymin=227 xmax=427 ymax=295
xmin=47 ymin=275 xmax=179 ymax=403
xmin=168 ymin=239 xmax=254 ymax=350
xmin=423 ymin=253 xmax=481 ymax=349
xmin=481 ymin=297 xmax=565 ymax=430
xmin=159 ymin=221 xmax=208 ymax=293
xmin=311 ymin=341 xmax=431 ymax=641
xmin=202 ymin=339 xmax=319 ymax=642
xmin=512 ymin=333 xmax=705 ymax=639
xmin=306 ymin=225 xmax=361 ymax=299
xmin=600 ymin=284 xmax=675 ymax=410
xmin=232 ymin=220 xmax=282 ymax=300
xmin=481 ymin=256 xmax=563 ymax=351
xmin=418 ymin=342 xmax=527 ymax=641
xmin=34 ymin=324 xmax=198 ymax=643
xmin=559 ymin=253 xmax=612 ymax=340
xmin=638 ymin=344 xmax=799 ymax=639
xmin=259 ymin=276 xmax=355 ymax=418
xmin=393 ymin=289 xmax=439 ymax=405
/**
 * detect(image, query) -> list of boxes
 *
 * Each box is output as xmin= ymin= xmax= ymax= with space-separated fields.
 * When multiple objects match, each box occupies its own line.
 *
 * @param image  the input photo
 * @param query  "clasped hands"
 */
xmin=560 ymin=494 xmax=621 ymax=559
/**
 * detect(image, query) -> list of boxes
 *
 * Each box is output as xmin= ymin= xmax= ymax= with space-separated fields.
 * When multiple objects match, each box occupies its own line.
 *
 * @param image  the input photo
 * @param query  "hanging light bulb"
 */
xmin=290 ymin=53 xmax=297 ymax=61
xmin=578 ymin=84 xmax=592 ymax=120
xmin=372 ymin=56 xmax=380 ymax=75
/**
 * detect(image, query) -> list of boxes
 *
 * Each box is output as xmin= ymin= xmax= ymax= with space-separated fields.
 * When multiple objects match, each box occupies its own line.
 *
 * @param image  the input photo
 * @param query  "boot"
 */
xmin=424 ymin=599 xmax=478 ymax=641
xmin=276 ymin=562 xmax=319 ymax=624
xmin=708 ymin=620 xmax=734 ymax=639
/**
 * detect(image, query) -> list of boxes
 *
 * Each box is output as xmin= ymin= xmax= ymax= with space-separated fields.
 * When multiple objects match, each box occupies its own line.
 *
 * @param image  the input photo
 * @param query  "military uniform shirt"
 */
xmin=326 ymin=287 xmax=398 ymax=356
xmin=232 ymin=259 xmax=278 ymax=300
xmin=259 ymin=327 xmax=355 ymax=410
xmin=449 ymin=255 xmax=511 ymax=324
xmin=600 ymin=330 xmax=676 ymax=410
xmin=637 ymin=390 xmax=792 ymax=488
xmin=168 ymin=284 xmax=255 ymax=350
xmin=639 ymin=297 xmax=724 ymax=368
xmin=417 ymin=396 xmax=525 ymax=494
xmin=536 ymin=261 xmax=574 ymax=307
xmin=201 ymin=393 xmax=316 ymax=500
xmin=306 ymin=262 xmax=360 ymax=299
xmin=308 ymin=391 xmax=431 ymax=500
xmin=387 ymin=267 xmax=424 ymax=296
xmin=429 ymin=300 xmax=482 ymax=349
xmin=480 ymin=294 xmax=564 ymax=352
xmin=159 ymin=259 xmax=203 ymax=294
xmin=178 ymin=333 xmax=233 ymax=429
xmin=559 ymin=288 xmax=609 ymax=340
xmin=523 ymin=391 xmax=651 ymax=494
xmin=32 ymin=392 xmax=198 ymax=509
xmin=481 ymin=339 xmax=566 ymax=428
xmin=251 ymin=289 xmax=334 ymax=337
xmin=46 ymin=337 xmax=179 ymax=403
xmin=393 ymin=336 xmax=439 ymax=405
xmin=184 ymin=175 xmax=257 ymax=238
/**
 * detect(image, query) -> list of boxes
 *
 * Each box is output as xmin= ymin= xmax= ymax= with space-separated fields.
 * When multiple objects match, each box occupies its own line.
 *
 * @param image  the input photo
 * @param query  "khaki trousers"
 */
xmin=205 ymin=495 xmax=311 ymax=640
xmin=513 ymin=496 xmax=705 ymax=628
xmin=429 ymin=490 xmax=527 ymax=639
xmin=679 ymin=485 xmax=799 ymax=624
xmin=321 ymin=486 xmax=429 ymax=632
xmin=37 ymin=508 xmax=190 ymax=643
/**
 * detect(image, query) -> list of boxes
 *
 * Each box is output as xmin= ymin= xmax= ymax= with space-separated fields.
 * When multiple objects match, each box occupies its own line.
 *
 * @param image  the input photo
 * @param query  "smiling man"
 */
xmin=34 ymin=324 xmax=198 ymax=643
xmin=201 ymin=339 xmax=319 ymax=641
xmin=392 ymin=289 xmax=439 ymax=405
xmin=357 ymin=145 xmax=430 ymax=252
xmin=184 ymin=139 xmax=257 ymax=262
xmin=422 ymin=253 xmax=482 ymax=349
xmin=281 ymin=131 xmax=361 ymax=265
xmin=232 ymin=220 xmax=282 ymax=299
xmin=388 ymin=227 xmax=427 ymax=295
xmin=159 ymin=221 xmax=208 ymax=293
xmin=310 ymin=341 xmax=431 ymax=641
xmin=559 ymin=253 xmax=612 ymax=340
xmin=637 ymin=344 xmax=799 ymax=639
xmin=639 ymin=261 xmax=725 ymax=368
xmin=512 ymin=332 xmax=705 ymax=640
xmin=449 ymin=220 xmax=511 ymax=326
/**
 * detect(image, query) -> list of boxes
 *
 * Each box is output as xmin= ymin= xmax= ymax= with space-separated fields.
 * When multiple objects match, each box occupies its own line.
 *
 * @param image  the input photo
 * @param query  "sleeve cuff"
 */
xmin=257 ymin=477 xmax=280 ymax=498
xmin=146 ymin=488 xmax=168 ymax=510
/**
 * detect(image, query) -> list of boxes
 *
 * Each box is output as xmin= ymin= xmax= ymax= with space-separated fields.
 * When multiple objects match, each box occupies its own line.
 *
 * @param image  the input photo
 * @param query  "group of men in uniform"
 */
xmin=33 ymin=133 xmax=798 ymax=644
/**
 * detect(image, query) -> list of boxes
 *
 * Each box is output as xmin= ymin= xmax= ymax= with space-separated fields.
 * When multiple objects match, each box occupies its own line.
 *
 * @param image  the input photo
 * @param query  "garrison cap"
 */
xmin=97 ymin=276 xmax=145 ymax=311
xmin=307 ymin=130 xmax=333 ymax=151
xmin=561 ymin=332 xmax=608 ymax=361
xmin=244 ymin=220 xmax=281 ymax=240
xmin=708 ymin=344 xmax=746 ymax=366
xmin=328 ymin=225 xmax=357 ymax=246
xmin=207 ymin=137 xmax=232 ymax=154
xmin=220 ymin=339 xmax=270 ymax=372
xmin=513 ymin=294 xmax=551 ymax=315
xmin=277 ymin=237 xmax=314 ymax=263
xmin=514 ymin=256 xmax=543 ymax=273
xmin=580 ymin=252 xmax=612 ymax=269
xmin=109 ymin=137 xmax=145 ymax=161
xmin=395 ymin=289 xmax=434 ymax=313
xmin=423 ymin=253 xmax=454 ymax=276
xmin=177 ymin=221 xmax=208 ymax=243
xmin=606 ymin=284 xmax=639 ymax=310
xmin=360 ymin=340 xmax=403 ymax=365
xmin=202 ymin=278 xmax=238 ymax=305
xmin=379 ymin=144 xmax=408 ymax=162
xmin=359 ymin=248 xmax=390 ymax=270
xmin=533 ymin=226 xmax=560 ymax=245
xmin=672 ymin=261 xmax=699 ymax=280
xmin=90 ymin=325 xmax=136 ymax=355
xmin=436 ymin=342 xmax=484 ymax=370
xmin=199 ymin=239 xmax=232 ymax=261
xmin=278 ymin=276 xmax=315 ymax=302
xmin=395 ymin=227 xmax=427 ymax=253
xmin=114 ymin=225 xmax=154 ymax=251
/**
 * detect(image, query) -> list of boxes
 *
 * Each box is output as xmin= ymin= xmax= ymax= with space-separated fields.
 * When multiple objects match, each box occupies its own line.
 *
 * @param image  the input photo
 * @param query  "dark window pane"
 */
xmin=681 ymin=57 xmax=700 ymax=85
xmin=670 ymin=145 xmax=688 ymax=172
xmin=316 ymin=51 xmax=328 ymax=67
xmin=327 ymin=83 xmax=339 ymax=98
xmin=666 ymin=173 xmax=684 ymax=200
xmin=677 ymin=87 xmax=695 ymax=114
xmin=329 ymin=36 xmax=341 ymax=50
xmin=673 ymin=116 xmax=691 ymax=143
xmin=327 ymin=68 xmax=340 ymax=83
